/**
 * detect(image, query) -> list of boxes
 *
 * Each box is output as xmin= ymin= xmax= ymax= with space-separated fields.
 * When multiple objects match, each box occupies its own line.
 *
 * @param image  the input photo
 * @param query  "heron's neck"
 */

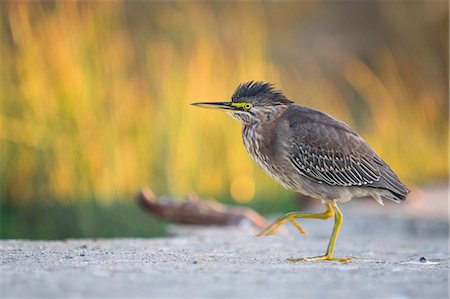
xmin=244 ymin=105 xmax=289 ymax=127
xmin=241 ymin=105 xmax=289 ymax=154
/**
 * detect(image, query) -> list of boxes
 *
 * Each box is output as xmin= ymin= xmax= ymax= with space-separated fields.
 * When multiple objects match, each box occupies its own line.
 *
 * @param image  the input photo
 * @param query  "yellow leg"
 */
xmin=257 ymin=203 xmax=334 ymax=237
xmin=288 ymin=201 xmax=352 ymax=263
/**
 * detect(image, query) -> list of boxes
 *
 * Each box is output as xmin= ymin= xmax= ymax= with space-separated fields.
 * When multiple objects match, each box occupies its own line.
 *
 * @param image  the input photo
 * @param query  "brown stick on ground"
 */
xmin=137 ymin=187 xmax=269 ymax=229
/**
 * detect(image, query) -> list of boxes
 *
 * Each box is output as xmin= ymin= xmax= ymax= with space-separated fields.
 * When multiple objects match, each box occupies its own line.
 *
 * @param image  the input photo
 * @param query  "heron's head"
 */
xmin=192 ymin=81 xmax=293 ymax=125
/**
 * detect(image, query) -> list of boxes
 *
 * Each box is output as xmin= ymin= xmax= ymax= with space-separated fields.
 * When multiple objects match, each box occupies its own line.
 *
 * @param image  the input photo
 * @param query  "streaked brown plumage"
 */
xmin=192 ymin=81 xmax=409 ymax=262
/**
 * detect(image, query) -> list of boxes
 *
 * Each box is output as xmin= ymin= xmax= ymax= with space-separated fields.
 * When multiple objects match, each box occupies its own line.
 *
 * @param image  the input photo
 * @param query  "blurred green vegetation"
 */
xmin=0 ymin=199 xmax=167 ymax=239
xmin=0 ymin=1 xmax=448 ymax=239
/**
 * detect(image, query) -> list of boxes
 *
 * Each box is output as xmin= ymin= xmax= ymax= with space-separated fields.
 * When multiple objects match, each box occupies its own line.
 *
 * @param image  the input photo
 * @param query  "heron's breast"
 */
xmin=242 ymin=125 xmax=297 ymax=189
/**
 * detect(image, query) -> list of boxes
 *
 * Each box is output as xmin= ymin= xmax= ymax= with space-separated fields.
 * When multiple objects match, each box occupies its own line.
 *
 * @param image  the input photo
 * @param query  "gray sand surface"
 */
xmin=1 ymin=186 xmax=449 ymax=298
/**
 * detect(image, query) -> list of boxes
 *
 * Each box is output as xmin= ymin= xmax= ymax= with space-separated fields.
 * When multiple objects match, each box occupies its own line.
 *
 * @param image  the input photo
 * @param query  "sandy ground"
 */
xmin=1 ymin=185 xmax=449 ymax=299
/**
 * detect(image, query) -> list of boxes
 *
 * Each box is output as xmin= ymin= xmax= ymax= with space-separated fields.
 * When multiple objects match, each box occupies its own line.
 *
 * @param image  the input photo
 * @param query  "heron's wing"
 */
xmin=285 ymin=105 xmax=408 ymax=198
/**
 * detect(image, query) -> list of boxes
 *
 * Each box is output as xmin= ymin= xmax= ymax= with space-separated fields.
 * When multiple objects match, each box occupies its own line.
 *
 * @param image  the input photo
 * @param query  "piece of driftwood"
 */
xmin=137 ymin=187 xmax=269 ymax=229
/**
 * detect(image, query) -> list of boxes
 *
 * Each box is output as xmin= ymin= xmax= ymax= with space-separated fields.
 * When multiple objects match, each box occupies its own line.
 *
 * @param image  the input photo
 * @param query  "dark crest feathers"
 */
xmin=232 ymin=81 xmax=293 ymax=105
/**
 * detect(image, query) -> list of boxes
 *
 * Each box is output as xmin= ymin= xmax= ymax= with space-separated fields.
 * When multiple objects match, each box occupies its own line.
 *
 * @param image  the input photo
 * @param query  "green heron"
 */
xmin=192 ymin=81 xmax=409 ymax=263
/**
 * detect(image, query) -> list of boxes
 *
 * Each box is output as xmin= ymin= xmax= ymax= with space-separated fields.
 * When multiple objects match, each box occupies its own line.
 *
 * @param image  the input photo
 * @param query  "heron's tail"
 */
xmin=378 ymin=165 xmax=410 ymax=202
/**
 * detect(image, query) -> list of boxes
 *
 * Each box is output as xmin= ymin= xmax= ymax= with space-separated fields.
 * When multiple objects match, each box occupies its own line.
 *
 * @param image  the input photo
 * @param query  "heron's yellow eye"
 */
xmin=243 ymin=103 xmax=253 ymax=111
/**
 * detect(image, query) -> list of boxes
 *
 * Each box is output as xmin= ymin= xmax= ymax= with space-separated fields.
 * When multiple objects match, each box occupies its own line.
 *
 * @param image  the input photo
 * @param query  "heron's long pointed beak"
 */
xmin=191 ymin=101 xmax=235 ymax=111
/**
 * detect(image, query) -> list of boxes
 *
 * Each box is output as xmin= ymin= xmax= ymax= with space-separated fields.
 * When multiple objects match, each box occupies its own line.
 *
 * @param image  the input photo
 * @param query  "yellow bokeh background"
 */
xmin=1 ymin=1 xmax=448 ymax=209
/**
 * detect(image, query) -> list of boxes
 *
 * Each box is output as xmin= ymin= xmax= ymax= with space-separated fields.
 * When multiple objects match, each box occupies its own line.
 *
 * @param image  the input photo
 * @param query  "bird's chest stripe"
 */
xmin=242 ymin=125 xmax=294 ymax=188
xmin=243 ymin=126 xmax=268 ymax=166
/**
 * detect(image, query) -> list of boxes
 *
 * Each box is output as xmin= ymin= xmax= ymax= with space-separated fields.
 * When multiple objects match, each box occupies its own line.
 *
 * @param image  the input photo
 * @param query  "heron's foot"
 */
xmin=257 ymin=206 xmax=334 ymax=237
xmin=256 ymin=214 xmax=307 ymax=237
xmin=288 ymin=255 xmax=352 ymax=263
xmin=289 ymin=219 xmax=307 ymax=237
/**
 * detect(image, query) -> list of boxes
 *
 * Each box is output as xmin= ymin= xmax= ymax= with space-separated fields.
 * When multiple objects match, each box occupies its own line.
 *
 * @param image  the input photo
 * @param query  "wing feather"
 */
xmin=284 ymin=105 xmax=409 ymax=199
